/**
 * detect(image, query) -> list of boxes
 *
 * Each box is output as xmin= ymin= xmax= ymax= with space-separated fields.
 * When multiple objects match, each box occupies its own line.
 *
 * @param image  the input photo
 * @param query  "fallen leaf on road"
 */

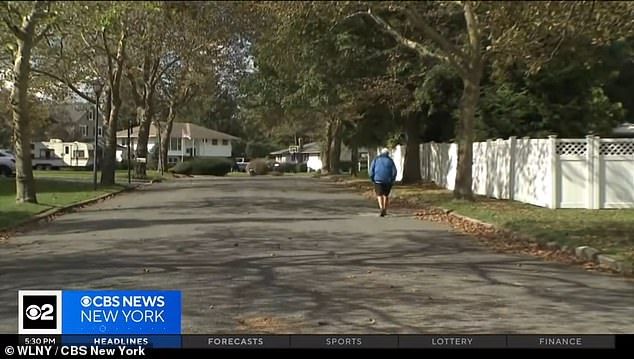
xmin=238 ymin=316 xmax=291 ymax=333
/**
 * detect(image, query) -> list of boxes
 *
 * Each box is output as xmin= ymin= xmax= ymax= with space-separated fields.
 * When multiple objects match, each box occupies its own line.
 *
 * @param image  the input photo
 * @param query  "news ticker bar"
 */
xmin=6 ymin=335 xmax=620 ymax=349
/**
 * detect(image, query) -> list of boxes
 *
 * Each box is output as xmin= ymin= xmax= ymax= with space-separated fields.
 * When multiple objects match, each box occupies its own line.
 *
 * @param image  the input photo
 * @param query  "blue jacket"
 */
xmin=369 ymin=153 xmax=397 ymax=184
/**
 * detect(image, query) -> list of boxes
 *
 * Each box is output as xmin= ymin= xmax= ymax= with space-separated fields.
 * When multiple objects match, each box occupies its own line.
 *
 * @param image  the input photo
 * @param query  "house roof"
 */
xmin=271 ymin=142 xmax=371 ymax=156
xmin=48 ymin=102 xmax=103 ymax=123
xmin=116 ymin=122 xmax=239 ymax=140
xmin=613 ymin=122 xmax=634 ymax=135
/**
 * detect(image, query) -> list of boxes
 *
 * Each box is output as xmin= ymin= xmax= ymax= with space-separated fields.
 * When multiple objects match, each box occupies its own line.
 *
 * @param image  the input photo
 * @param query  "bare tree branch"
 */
xmin=125 ymin=68 xmax=142 ymax=106
xmin=401 ymin=10 xmax=470 ymax=66
xmin=463 ymin=1 xmax=481 ymax=68
xmin=151 ymin=57 xmax=180 ymax=88
xmin=546 ymin=2 xmax=578 ymax=63
xmin=31 ymin=68 xmax=96 ymax=103
xmin=34 ymin=23 xmax=53 ymax=44
xmin=345 ymin=9 xmax=469 ymax=78
xmin=101 ymin=28 xmax=114 ymax=80
xmin=2 ymin=16 xmax=25 ymax=39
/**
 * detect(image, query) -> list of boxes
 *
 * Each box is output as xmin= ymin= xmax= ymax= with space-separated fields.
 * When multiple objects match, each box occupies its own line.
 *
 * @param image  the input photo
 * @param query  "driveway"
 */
xmin=1 ymin=176 xmax=633 ymax=333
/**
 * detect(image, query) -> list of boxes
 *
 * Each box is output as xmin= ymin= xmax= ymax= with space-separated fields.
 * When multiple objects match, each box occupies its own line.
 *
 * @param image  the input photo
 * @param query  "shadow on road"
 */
xmin=1 ymin=176 xmax=633 ymax=334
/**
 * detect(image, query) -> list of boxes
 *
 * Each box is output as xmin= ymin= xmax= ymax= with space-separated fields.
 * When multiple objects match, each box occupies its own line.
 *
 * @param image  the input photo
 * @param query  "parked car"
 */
xmin=0 ymin=149 xmax=16 ymax=177
xmin=234 ymin=157 xmax=250 ymax=172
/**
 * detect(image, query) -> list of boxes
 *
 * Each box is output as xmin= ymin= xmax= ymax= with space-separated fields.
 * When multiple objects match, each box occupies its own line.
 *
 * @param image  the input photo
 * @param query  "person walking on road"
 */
xmin=369 ymin=147 xmax=397 ymax=217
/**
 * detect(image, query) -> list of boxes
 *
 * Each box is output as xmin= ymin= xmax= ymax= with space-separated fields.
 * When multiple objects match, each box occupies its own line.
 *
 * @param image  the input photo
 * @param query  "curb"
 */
xmin=416 ymin=208 xmax=632 ymax=275
xmin=326 ymin=177 xmax=633 ymax=276
xmin=0 ymin=184 xmax=142 ymax=239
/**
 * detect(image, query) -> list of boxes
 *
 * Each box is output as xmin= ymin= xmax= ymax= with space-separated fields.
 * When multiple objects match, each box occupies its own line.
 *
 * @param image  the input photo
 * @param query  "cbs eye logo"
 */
xmin=25 ymin=303 xmax=55 ymax=321
xmin=18 ymin=290 xmax=62 ymax=334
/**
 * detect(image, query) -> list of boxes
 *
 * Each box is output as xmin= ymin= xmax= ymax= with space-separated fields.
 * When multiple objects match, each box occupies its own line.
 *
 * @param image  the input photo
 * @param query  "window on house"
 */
xmin=88 ymin=109 xmax=94 ymax=121
xmin=211 ymin=139 xmax=218 ymax=145
xmin=97 ymin=127 xmax=103 ymax=136
xmin=169 ymin=137 xmax=182 ymax=151
xmin=64 ymin=146 xmax=70 ymax=155
xmin=80 ymin=125 xmax=88 ymax=137
xmin=222 ymin=139 xmax=228 ymax=145
xmin=73 ymin=150 xmax=85 ymax=158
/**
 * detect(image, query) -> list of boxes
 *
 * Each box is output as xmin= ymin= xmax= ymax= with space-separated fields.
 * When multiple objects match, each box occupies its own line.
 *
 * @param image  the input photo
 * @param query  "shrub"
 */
xmin=282 ymin=162 xmax=297 ymax=173
xmin=191 ymin=157 xmax=233 ymax=176
xmin=296 ymin=162 xmax=308 ymax=173
xmin=117 ymin=159 xmax=131 ymax=170
xmin=339 ymin=161 xmax=353 ymax=173
xmin=169 ymin=161 xmax=193 ymax=175
xmin=245 ymin=158 xmax=268 ymax=175
xmin=168 ymin=157 xmax=233 ymax=176
xmin=267 ymin=160 xmax=283 ymax=173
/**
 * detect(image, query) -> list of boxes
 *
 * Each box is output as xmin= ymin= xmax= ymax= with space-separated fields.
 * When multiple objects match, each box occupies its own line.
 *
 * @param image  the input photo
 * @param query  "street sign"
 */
xmin=136 ymin=157 xmax=147 ymax=163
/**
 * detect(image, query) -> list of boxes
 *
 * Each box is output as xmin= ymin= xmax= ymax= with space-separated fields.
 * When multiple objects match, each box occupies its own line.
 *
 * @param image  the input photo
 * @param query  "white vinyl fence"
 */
xmin=387 ymin=136 xmax=634 ymax=209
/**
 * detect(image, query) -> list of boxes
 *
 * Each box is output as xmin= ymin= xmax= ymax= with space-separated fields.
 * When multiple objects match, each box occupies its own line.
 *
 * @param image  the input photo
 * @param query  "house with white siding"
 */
xmin=116 ymin=122 xmax=238 ymax=164
xmin=270 ymin=142 xmax=370 ymax=172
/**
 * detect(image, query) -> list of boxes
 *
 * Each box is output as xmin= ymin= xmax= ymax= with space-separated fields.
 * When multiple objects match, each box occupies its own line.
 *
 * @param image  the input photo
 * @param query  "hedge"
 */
xmin=169 ymin=157 xmax=233 ymax=176
xmin=245 ymin=158 xmax=268 ymax=175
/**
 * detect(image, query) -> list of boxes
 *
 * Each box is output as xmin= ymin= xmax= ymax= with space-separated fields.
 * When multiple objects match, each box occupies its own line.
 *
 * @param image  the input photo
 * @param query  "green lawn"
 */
xmin=32 ymin=169 xmax=166 ymax=182
xmin=226 ymin=171 xmax=313 ymax=177
xmin=0 ymin=177 xmax=124 ymax=230
xmin=335 ymin=177 xmax=634 ymax=262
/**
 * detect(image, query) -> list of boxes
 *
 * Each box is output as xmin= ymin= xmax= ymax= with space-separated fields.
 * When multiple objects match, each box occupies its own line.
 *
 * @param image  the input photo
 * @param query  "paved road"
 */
xmin=1 ymin=177 xmax=633 ymax=334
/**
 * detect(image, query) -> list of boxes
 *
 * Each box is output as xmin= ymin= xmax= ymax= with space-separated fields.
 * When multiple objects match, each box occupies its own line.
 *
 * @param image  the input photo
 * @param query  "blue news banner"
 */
xmin=14 ymin=290 xmax=628 ymax=352
xmin=19 ymin=290 xmax=182 ymax=348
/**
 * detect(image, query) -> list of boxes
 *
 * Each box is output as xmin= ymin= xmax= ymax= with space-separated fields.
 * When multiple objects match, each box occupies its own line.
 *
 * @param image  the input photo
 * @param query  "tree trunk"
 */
xmin=160 ymin=104 xmax=175 ymax=174
xmin=329 ymin=118 xmax=342 ymax=174
xmin=322 ymin=119 xmax=333 ymax=173
xmin=11 ymin=35 xmax=37 ymax=203
xmin=100 ymin=33 xmax=126 ymax=185
xmin=401 ymin=113 xmax=421 ymax=184
xmin=155 ymin=120 xmax=162 ymax=173
xmin=453 ymin=76 xmax=480 ymax=200
xmin=453 ymin=0 xmax=483 ymax=200
xmin=350 ymin=143 xmax=359 ymax=177
xmin=100 ymin=88 xmax=115 ymax=185
xmin=134 ymin=106 xmax=151 ymax=178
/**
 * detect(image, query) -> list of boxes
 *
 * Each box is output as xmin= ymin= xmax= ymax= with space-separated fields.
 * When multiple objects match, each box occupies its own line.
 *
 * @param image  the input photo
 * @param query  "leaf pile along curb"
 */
xmin=321 ymin=176 xmax=633 ymax=276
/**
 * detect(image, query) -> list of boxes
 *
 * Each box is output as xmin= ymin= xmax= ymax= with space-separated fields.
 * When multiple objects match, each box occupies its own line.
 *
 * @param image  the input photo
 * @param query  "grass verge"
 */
xmin=0 ymin=178 xmax=124 ymax=230
xmin=329 ymin=176 xmax=634 ymax=264
xmin=32 ymin=169 xmax=171 ymax=183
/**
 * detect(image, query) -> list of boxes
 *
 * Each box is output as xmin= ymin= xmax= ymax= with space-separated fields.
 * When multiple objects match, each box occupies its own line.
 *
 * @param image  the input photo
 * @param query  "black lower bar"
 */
xmin=0 ymin=334 xmax=629 ymax=352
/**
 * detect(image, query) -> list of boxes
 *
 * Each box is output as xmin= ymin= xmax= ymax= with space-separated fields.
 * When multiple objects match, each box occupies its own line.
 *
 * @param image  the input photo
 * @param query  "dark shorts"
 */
xmin=374 ymin=182 xmax=392 ymax=196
